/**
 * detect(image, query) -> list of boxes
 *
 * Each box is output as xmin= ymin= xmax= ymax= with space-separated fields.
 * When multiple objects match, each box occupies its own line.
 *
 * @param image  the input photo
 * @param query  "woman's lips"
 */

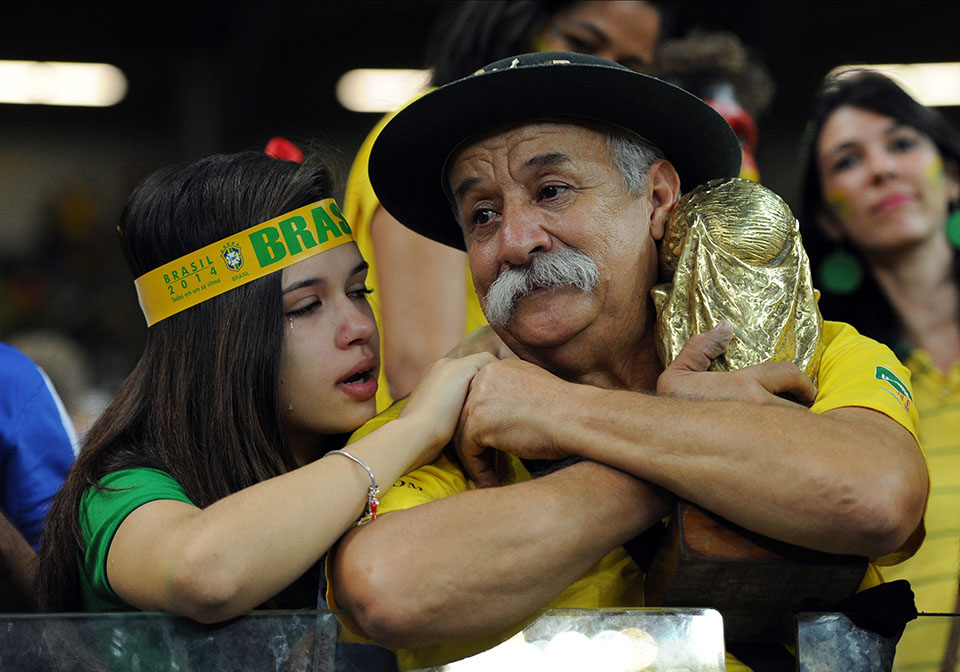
xmin=872 ymin=193 xmax=913 ymax=213
xmin=336 ymin=354 xmax=379 ymax=401
xmin=337 ymin=369 xmax=378 ymax=401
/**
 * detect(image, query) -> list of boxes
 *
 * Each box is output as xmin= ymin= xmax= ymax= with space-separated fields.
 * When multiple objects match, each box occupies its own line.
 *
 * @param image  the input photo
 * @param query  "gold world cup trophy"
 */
xmin=651 ymin=176 xmax=823 ymax=381
xmin=644 ymin=177 xmax=866 ymax=644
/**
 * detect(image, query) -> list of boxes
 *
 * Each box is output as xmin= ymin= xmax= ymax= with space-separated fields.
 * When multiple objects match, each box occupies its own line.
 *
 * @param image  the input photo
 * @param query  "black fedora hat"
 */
xmin=368 ymin=51 xmax=742 ymax=251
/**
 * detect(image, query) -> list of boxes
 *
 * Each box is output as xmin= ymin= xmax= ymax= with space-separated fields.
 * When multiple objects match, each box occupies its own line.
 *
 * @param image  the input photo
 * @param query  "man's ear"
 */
xmin=646 ymin=160 xmax=682 ymax=241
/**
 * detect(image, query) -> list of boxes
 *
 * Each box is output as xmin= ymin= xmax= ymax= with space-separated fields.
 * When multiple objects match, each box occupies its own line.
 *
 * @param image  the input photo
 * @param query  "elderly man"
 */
xmin=327 ymin=53 xmax=927 ymax=670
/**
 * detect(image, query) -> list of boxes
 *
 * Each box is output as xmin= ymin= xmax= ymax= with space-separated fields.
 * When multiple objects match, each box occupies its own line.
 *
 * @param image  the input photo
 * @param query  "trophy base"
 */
xmin=644 ymin=501 xmax=868 ymax=643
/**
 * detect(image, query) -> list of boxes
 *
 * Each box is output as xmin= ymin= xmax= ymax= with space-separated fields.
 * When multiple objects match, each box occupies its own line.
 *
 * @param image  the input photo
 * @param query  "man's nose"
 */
xmin=498 ymin=200 xmax=553 ymax=267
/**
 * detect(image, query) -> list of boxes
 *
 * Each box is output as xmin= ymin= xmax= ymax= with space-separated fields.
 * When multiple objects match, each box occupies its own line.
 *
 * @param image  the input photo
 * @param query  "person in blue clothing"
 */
xmin=0 ymin=342 xmax=77 ymax=550
xmin=0 ymin=342 xmax=77 ymax=610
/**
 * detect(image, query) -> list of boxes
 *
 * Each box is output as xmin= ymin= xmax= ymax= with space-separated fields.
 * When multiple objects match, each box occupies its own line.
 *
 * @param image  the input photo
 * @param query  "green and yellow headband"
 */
xmin=134 ymin=198 xmax=354 ymax=327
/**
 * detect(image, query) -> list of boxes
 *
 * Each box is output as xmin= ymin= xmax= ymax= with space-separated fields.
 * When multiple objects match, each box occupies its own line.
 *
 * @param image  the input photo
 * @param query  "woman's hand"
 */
xmin=400 ymin=352 xmax=498 ymax=463
xmin=444 ymin=325 xmax=516 ymax=360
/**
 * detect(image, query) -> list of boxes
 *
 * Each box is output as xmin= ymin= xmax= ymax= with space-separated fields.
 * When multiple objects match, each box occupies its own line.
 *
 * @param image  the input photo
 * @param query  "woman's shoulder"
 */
xmin=81 ymin=467 xmax=193 ymax=522
xmin=95 ymin=467 xmax=181 ymax=489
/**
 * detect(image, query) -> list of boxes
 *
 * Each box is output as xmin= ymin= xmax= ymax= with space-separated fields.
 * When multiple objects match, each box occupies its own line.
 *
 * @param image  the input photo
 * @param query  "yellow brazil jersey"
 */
xmin=881 ymin=350 xmax=959 ymax=671
xmin=343 ymin=105 xmax=488 ymax=413
xmin=327 ymin=321 xmax=924 ymax=670
xmin=329 ymin=414 xmax=645 ymax=670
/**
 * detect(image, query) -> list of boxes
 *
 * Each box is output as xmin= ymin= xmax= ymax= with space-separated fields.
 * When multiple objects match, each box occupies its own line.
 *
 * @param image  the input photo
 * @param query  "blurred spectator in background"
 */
xmin=654 ymin=28 xmax=775 ymax=182
xmin=0 ymin=342 xmax=77 ymax=550
xmin=0 ymin=178 xmax=145 ymax=431
xmin=346 ymin=1 xmax=670 ymax=409
xmin=0 ymin=342 xmax=77 ymax=610
xmin=799 ymin=69 xmax=960 ymax=671
xmin=8 ymin=329 xmax=109 ymax=440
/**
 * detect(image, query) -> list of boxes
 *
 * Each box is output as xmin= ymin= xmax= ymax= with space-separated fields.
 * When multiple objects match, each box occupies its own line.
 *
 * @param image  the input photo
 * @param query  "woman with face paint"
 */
xmin=800 ymin=69 xmax=960 ymax=670
xmin=37 ymin=149 xmax=495 ymax=624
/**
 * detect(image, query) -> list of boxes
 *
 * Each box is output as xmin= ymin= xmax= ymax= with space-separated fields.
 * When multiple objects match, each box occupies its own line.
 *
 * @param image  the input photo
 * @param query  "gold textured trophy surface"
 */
xmin=651 ymin=177 xmax=824 ymax=383
xmin=644 ymin=177 xmax=866 ymax=643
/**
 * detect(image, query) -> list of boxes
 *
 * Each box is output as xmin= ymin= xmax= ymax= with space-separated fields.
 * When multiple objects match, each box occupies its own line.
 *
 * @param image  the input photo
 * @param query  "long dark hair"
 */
xmin=39 ymin=150 xmax=338 ymax=611
xmin=425 ymin=1 xmax=673 ymax=87
xmin=798 ymin=69 xmax=960 ymax=347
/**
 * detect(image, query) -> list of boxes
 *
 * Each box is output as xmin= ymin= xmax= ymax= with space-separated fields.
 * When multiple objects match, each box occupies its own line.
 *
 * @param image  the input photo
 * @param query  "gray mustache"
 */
xmin=483 ymin=248 xmax=599 ymax=326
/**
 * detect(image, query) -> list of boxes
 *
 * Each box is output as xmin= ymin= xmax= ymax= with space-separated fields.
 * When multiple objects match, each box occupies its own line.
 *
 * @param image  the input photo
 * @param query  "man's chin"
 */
xmin=504 ymin=330 xmax=574 ymax=352
xmin=500 ymin=310 xmax=590 ymax=352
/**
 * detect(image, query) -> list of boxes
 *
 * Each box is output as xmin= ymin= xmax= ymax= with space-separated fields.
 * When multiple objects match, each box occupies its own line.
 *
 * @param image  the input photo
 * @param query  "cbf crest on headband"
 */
xmin=134 ymin=198 xmax=353 ymax=327
xmin=221 ymin=243 xmax=244 ymax=272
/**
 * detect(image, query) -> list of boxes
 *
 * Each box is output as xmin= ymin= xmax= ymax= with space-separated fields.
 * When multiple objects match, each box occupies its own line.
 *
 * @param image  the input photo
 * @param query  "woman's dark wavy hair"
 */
xmin=39 ymin=149 xmax=338 ymax=611
xmin=425 ymin=1 xmax=673 ymax=86
xmin=798 ymin=69 xmax=960 ymax=347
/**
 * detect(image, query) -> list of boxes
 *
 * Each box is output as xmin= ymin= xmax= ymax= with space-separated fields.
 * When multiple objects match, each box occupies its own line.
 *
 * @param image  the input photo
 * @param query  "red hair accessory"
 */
xmin=264 ymin=137 xmax=304 ymax=163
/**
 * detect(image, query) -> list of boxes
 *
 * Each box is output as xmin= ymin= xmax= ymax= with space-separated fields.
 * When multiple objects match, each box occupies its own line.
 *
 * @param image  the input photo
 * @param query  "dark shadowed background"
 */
xmin=1 ymin=1 xmax=957 ymax=422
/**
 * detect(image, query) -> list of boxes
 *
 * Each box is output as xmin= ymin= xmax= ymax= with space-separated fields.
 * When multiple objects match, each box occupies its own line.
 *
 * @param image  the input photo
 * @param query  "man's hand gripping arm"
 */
xmin=457 ymin=325 xmax=927 ymax=559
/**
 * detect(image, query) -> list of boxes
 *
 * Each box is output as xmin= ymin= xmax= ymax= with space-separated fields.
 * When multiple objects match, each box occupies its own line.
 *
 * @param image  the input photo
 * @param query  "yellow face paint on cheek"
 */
xmin=923 ymin=155 xmax=945 ymax=190
xmin=826 ymin=189 xmax=851 ymax=219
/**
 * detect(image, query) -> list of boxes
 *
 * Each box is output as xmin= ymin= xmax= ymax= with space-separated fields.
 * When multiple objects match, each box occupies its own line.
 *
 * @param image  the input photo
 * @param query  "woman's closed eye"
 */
xmin=348 ymin=286 xmax=374 ymax=301
xmin=287 ymin=300 xmax=321 ymax=319
xmin=556 ymin=31 xmax=599 ymax=55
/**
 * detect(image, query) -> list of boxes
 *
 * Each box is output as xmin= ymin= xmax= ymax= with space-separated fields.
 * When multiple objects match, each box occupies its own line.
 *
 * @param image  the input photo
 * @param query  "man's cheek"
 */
xmin=469 ymin=264 xmax=494 ymax=303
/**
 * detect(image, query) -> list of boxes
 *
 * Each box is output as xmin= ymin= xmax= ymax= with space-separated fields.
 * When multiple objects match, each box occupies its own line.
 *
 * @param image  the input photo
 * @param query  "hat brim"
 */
xmin=369 ymin=53 xmax=742 ymax=251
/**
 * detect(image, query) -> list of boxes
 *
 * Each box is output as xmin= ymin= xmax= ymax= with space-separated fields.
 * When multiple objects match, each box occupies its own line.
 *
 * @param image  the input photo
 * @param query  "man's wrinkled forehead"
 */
xmin=442 ymin=118 xmax=613 ymax=200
